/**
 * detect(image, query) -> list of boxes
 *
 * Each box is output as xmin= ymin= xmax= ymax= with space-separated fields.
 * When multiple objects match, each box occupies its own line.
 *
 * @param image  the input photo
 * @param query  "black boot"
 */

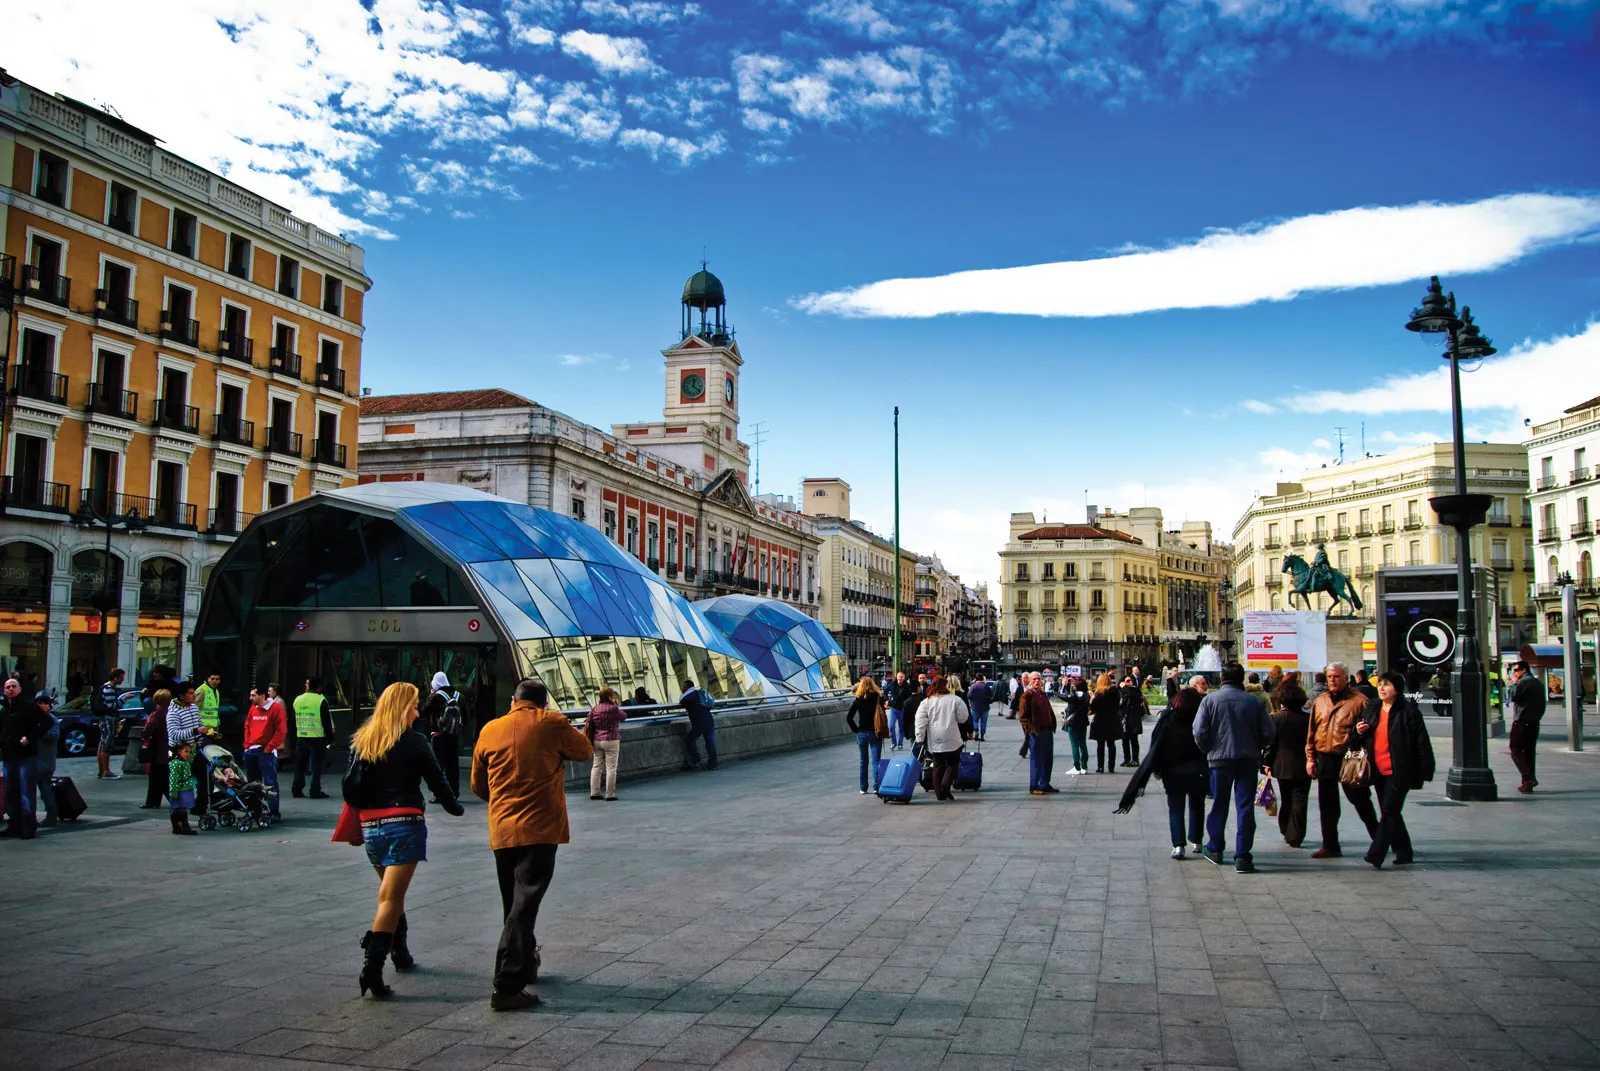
xmin=391 ymin=914 xmax=416 ymax=971
xmin=359 ymin=931 xmax=394 ymax=998
xmin=170 ymin=811 xmax=184 ymax=835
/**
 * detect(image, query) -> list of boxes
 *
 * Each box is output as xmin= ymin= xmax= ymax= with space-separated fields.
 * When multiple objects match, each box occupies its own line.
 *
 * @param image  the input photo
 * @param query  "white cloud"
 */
xmin=489 ymin=144 xmax=545 ymax=166
xmin=795 ymin=194 xmax=1600 ymax=318
xmin=1241 ymin=399 xmax=1276 ymax=414
xmin=560 ymin=29 xmax=662 ymax=76
xmin=1376 ymin=429 xmax=1443 ymax=445
xmin=808 ymin=0 xmax=901 ymax=40
xmin=618 ymin=128 xmax=728 ymax=164
xmin=734 ymin=47 xmax=954 ymax=125
xmin=558 ymin=353 xmax=603 ymax=365
xmin=1285 ymin=320 xmax=1600 ymax=429
xmin=580 ymin=0 xmax=702 ymax=24
xmin=517 ymin=25 xmax=557 ymax=46
xmin=543 ymin=82 xmax=623 ymax=141
xmin=1312 ymin=437 xmax=1333 ymax=450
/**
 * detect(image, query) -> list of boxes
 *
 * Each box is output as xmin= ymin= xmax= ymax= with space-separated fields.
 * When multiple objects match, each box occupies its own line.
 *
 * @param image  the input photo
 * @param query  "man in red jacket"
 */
xmin=242 ymin=686 xmax=286 ymax=818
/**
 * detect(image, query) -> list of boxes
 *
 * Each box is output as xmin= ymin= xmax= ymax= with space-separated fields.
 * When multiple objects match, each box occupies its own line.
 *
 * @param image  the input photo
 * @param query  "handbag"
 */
xmin=331 ymin=803 xmax=364 ymax=845
xmin=1255 ymin=777 xmax=1278 ymax=817
xmin=1339 ymin=748 xmax=1373 ymax=789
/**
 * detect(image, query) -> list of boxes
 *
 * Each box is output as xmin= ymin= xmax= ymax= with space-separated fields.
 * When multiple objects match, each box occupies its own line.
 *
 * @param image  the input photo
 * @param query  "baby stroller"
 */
xmin=195 ymin=743 xmax=276 ymax=832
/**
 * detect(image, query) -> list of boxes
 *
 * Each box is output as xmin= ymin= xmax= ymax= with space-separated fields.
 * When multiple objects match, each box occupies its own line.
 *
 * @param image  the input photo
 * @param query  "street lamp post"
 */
xmin=1406 ymin=276 xmax=1498 ymax=801
xmin=71 ymin=499 xmax=146 ymax=689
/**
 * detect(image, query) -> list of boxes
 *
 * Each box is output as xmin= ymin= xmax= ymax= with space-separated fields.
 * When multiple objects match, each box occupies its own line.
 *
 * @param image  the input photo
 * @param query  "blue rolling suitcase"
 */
xmin=954 ymin=751 xmax=983 ymax=792
xmin=876 ymin=754 xmax=920 ymax=804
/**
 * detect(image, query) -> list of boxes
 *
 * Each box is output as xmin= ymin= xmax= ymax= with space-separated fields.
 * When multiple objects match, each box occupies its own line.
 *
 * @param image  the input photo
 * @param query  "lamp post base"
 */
xmin=1444 ymin=765 xmax=1497 ymax=802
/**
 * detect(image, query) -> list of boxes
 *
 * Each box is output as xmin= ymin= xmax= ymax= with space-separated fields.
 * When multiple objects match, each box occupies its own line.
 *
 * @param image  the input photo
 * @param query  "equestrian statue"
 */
xmin=1282 ymin=544 xmax=1364 ymax=615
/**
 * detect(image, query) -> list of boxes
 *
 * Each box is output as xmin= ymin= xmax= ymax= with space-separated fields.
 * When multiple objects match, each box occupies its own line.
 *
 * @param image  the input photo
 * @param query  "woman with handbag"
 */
xmin=845 ymin=676 xmax=887 ymax=794
xmin=1263 ymin=681 xmax=1312 ymax=847
xmin=1088 ymin=674 xmax=1122 ymax=773
xmin=341 ymin=681 xmax=464 ymax=998
xmin=1353 ymin=671 xmax=1435 ymax=868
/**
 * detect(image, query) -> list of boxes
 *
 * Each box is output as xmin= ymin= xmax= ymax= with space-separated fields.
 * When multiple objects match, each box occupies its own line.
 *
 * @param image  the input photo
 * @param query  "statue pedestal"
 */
xmin=1324 ymin=617 xmax=1366 ymax=672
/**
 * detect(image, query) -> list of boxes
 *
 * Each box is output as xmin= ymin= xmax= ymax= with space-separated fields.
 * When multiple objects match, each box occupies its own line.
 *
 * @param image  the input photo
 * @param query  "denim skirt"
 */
xmin=362 ymin=814 xmax=428 ymax=867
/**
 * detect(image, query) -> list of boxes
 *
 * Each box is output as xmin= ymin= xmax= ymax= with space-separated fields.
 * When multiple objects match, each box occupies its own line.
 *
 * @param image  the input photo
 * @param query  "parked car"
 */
xmin=51 ymin=690 xmax=148 ymax=757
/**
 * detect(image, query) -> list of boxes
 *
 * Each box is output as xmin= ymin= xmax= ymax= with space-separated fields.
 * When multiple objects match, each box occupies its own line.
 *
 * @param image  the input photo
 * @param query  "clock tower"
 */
xmin=614 ymin=264 xmax=749 ymax=479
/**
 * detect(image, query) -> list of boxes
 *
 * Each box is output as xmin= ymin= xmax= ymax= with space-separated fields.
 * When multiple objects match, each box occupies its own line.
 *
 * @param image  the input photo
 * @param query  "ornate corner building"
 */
xmin=0 ymin=73 xmax=367 ymax=698
xmin=357 ymin=268 xmax=821 ymax=620
xmin=1528 ymin=395 xmax=1600 ymax=641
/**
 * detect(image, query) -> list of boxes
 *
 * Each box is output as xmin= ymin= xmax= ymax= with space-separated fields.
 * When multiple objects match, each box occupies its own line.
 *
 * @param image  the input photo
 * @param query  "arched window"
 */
xmin=1043 ymin=617 xmax=1055 ymax=639
xmin=71 ymin=550 xmax=123 ymax=610
xmin=1017 ymin=618 xmax=1030 ymax=639
xmin=1582 ymin=552 xmax=1593 ymax=585
xmin=1065 ymin=617 xmax=1078 ymax=639
xmin=0 ymin=542 xmax=52 ymax=607
xmin=1549 ymin=555 xmax=1562 ymax=583
xmin=1091 ymin=616 xmax=1104 ymax=640
xmin=140 ymin=556 xmax=186 ymax=614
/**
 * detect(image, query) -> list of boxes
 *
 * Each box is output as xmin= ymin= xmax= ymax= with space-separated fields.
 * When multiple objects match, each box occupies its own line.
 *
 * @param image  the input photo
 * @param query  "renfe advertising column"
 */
xmin=1242 ymin=611 xmax=1328 ymax=678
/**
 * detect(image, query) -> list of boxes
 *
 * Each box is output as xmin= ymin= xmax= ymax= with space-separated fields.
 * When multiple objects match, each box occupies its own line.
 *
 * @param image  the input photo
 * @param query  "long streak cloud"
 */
xmin=795 ymin=193 xmax=1600 ymax=318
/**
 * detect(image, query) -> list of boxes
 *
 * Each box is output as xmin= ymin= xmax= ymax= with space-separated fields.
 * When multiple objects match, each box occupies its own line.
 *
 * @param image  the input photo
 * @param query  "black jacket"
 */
xmin=1353 ymin=696 xmax=1436 ymax=790
xmin=1088 ymin=689 xmax=1122 ymax=741
xmin=1509 ymin=673 xmax=1547 ymax=725
xmin=1116 ymin=707 xmax=1206 ymax=812
xmin=846 ymin=694 xmax=882 ymax=735
xmin=1119 ymin=685 xmax=1148 ymax=736
xmin=1264 ymin=705 xmax=1312 ymax=782
xmin=342 ymin=730 xmax=462 ymax=813
xmin=888 ymin=682 xmax=915 ymax=708
xmin=1063 ymin=689 xmax=1090 ymax=731
xmin=0 ymin=697 xmax=51 ymax=761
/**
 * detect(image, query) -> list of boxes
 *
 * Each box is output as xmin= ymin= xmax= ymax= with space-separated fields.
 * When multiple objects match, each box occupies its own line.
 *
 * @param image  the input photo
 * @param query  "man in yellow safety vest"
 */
xmin=195 ymin=673 xmax=223 ymax=732
xmin=291 ymin=677 xmax=335 ymax=798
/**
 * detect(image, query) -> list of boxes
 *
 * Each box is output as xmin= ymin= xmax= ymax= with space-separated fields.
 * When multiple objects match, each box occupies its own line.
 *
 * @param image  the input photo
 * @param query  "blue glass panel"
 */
xmin=452 ymin=501 xmax=546 ymax=559
xmin=749 ymin=603 xmax=794 ymax=630
xmin=467 ymin=560 xmax=549 ymax=639
xmin=516 ymin=559 xmax=582 ymax=632
xmin=587 ymin=565 xmax=647 ymax=637
xmin=405 ymin=502 xmax=505 ymax=562
xmin=510 ymin=559 xmax=581 ymax=636
xmin=551 ymin=559 xmax=611 ymax=635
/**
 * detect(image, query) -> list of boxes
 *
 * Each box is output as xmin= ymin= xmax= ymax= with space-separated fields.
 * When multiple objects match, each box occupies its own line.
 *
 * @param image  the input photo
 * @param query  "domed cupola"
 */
xmin=681 ymin=262 xmax=731 ymax=344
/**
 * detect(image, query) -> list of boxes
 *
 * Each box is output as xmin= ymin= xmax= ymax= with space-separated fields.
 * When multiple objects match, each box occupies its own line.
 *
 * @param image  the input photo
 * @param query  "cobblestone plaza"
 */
xmin=2 ymin=711 xmax=1598 ymax=1071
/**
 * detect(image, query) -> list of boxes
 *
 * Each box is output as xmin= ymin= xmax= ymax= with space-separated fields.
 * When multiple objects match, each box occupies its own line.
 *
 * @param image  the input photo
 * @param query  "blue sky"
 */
xmin=12 ymin=0 xmax=1600 ymax=588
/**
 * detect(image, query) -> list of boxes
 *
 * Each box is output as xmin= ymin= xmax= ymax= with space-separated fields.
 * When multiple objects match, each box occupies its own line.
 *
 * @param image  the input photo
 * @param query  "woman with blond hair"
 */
xmin=342 ymin=681 xmax=463 ymax=999
xmin=845 ymin=675 xmax=888 ymax=793
xmin=585 ymin=687 xmax=627 ymax=801
xmin=1088 ymin=672 xmax=1123 ymax=773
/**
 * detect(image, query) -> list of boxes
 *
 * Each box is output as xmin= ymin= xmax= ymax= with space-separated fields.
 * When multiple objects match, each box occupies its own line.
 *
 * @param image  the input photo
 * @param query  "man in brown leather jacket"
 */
xmin=1304 ymin=662 xmax=1379 ymax=858
xmin=1018 ymin=672 xmax=1058 ymax=795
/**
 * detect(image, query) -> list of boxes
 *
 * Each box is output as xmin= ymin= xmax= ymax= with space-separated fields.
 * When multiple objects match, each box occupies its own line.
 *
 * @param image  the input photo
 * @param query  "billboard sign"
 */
xmin=1243 ymin=610 xmax=1328 ymax=675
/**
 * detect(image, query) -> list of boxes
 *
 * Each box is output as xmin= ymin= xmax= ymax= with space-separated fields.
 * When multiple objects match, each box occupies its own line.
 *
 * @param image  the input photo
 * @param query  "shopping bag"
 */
xmin=1255 ymin=777 xmax=1278 ymax=817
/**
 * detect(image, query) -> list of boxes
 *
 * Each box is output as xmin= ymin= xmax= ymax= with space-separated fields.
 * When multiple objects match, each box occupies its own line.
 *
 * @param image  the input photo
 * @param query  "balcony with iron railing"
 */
xmin=0 ymin=253 xmax=14 ymax=299
xmin=93 ymin=289 xmax=139 ymax=328
xmin=1378 ymin=521 xmax=1397 ymax=534
xmin=152 ymin=397 xmax=199 ymax=434
xmin=1333 ymin=526 xmax=1351 ymax=540
xmin=81 ymin=489 xmax=197 ymax=529
xmin=0 ymin=475 xmax=71 ymax=514
xmin=86 ymin=382 xmax=138 ymax=420
xmin=218 ymin=330 xmax=254 ymax=366
xmin=1356 ymin=523 xmax=1374 ymax=536
xmin=1520 ymin=515 xmax=1532 ymax=527
xmin=1572 ymin=521 xmax=1594 ymax=540
xmin=1405 ymin=556 xmax=1425 ymax=567
xmin=1487 ymin=512 xmax=1511 ymax=526
xmin=1538 ymin=528 xmax=1562 ymax=544
xmin=206 ymin=507 xmax=256 ymax=537
xmin=264 ymin=427 xmax=302 ymax=457
xmin=1264 ymin=575 xmax=1283 ymax=588
xmin=1354 ymin=565 xmax=1375 ymax=578
xmin=21 ymin=265 xmax=70 ymax=306
xmin=269 ymin=346 xmax=302 ymax=378
xmin=8 ymin=363 xmax=68 ymax=405
xmin=1573 ymin=467 xmax=1594 ymax=485
xmin=311 ymin=437 xmax=348 ymax=467
xmin=1262 ymin=538 xmax=1283 ymax=550
xmin=646 ymin=558 xmax=660 ymax=573
xmin=1312 ymin=530 xmax=1329 ymax=544
xmin=1536 ymin=475 xmax=1559 ymax=491
xmin=1490 ymin=556 xmax=1514 ymax=570
xmin=212 ymin=414 xmax=255 ymax=447
xmin=160 ymin=310 xmax=199 ymax=347
xmin=1403 ymin=516 xmax=1424 ymax=530
xmin=315 ymin=364 xmax=346 ymax=393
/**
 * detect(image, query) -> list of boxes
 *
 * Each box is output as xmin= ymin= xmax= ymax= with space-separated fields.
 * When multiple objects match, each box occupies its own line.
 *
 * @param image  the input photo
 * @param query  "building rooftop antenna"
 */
xmin=748 ymin=421 xmax=767 ymax=494
xmin=1333 ymin=426 xmax=1346 ymax=464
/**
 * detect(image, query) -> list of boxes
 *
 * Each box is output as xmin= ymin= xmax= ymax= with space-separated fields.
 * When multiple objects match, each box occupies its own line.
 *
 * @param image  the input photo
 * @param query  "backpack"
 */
xmin=697 ymin=689 xmax=714 ymax=710
xmin=437 ymin=690 xmax=463 ymax=735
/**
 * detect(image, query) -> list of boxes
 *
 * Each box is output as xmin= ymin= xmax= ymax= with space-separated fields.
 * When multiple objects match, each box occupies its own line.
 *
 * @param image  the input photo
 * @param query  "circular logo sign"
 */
xmin=1405 ymin=618 xmax=1455 ymax=666
xmin=294 ymin=620 xmax=308 ymax=632
xmin=467 ymin=618 xmax=480 ymax=633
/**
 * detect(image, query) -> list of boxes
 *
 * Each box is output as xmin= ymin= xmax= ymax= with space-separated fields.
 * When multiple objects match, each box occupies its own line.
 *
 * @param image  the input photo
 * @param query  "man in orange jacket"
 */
xmin=471 ymin=679 xmax=592 ymax=1012
xmin=242 ymin=686 xmax=286 ymax=818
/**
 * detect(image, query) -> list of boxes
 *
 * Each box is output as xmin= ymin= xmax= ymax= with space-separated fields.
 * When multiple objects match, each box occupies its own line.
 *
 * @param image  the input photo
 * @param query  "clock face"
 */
xmin=682 ymin=373 xmax=705 ymax=400
xmin=724 ymin=375 xmax=735 ymax=403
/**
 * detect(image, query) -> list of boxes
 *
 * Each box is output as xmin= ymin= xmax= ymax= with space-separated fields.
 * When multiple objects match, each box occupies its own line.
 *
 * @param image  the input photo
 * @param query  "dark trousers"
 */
xmin=1206 ymin=760 xmax=1260 ymax=860
xmin=3 ymin=759 xmax=37 ymax=834
xmin=1163 ymin=770 xmax=1208 ymax=847
xmin=1276 ymin=778 xmax=1311 ymax=847
xmin=494 ymin=843 xmax=557 ymax=993
xmin=1367 ymin=771 xmax=1413 ymax=864
xmin=931 ymin=748 xmax=961 ymax=799
xmin=1066 ymin=726 xmax=1088 ymax=770
xmin=1028 ymin=731 xmax=1054 ymax=791
xmin=683 ymin=718 xmax=717 ymax=769
xmin=145 ymin=761 xmax=169 ymax=807
xmin=1509 ymin=719 xmax=1539 ymax=786
xmin=1314 ymin=752 xmax=1378 ymax=852
xmin=431 ymin=733 xmax=460 ymax=796
xmin=292 ymin=739 xmax=327 ymax=795
xmin=1096 ymin=739 xmax=1118 ymax=771
xmin=1122 ymin=734 xmax=1141 ymax=765
xmin=242 ymin=750 xmax=280 ymax=816
xmin=190 ymin=749 xmax=208 ymax=814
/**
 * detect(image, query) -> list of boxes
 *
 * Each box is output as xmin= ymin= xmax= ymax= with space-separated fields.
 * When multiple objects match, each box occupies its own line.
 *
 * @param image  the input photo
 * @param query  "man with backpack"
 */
xmin=678 ymin=680 xmax=718 ymax=771
xmin=425 ymin=672 xmax=465 ymax=797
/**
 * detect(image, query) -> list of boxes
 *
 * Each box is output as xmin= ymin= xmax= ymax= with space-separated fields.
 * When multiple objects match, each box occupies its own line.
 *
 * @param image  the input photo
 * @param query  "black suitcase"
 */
xmin=954 ymin=751 xmax=983 ymax=791
xmin=52 ymin=776 xmax=87 ymax=821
